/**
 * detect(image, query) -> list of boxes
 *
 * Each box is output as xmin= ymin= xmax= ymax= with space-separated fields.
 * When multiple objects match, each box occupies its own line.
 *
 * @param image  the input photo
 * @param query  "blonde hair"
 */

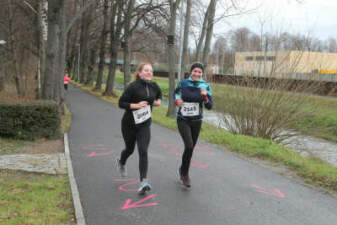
xmin=134 ymin=63 xmax=153 ymax=80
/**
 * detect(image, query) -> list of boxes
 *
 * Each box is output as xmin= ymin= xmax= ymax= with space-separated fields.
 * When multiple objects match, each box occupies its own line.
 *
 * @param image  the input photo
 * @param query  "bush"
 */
xmin=0 ymin=101 xmax=61 ymax=140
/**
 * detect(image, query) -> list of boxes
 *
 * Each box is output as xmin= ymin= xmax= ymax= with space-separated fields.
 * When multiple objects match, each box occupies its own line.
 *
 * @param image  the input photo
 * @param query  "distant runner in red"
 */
xmin=117 ymin=63 xmax=162 ymax=195
xmin=64 ymin=74 xmax=70 ymax=90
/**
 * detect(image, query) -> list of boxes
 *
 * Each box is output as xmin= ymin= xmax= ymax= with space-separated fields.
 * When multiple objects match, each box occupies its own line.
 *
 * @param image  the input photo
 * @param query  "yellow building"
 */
xmin=234 ymin=51 xmax=337 ymax=81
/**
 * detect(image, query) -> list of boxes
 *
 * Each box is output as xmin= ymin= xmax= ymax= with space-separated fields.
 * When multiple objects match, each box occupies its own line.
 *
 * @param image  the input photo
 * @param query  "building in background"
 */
xmin=234 ymin=51 xmax=337 ymax=81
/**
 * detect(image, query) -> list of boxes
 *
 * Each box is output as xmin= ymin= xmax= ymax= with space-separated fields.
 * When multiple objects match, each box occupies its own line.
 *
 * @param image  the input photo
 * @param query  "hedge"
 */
xmin=0 ymin=101 xmax=61 ymax=140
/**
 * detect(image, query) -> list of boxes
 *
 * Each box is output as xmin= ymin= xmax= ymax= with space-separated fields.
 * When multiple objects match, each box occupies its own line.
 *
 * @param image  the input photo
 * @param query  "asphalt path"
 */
xmin=66 ymin=85 xmax=337 ymax=225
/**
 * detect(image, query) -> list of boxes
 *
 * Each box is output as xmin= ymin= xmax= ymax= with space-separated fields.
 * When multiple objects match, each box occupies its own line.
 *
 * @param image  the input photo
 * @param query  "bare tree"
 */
xmin=166 ymin=0 xmax=181 ymax=117
xmin=201 ymin=0 xmax=217 ymax=76
xmin=104 ymin=0 xmax=123 ymax=96
xmin=180 ymin=0 xmax=192 ymax=75
xmin=93 ymin=0 xmax=110 ymax=90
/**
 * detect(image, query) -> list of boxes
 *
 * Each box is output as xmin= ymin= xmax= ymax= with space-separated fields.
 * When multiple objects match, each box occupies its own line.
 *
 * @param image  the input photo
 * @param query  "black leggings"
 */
xmin=177 ymin=119 xmax=202 ymax=176
xmin=120 ymin=119 xmax=151 ymax=181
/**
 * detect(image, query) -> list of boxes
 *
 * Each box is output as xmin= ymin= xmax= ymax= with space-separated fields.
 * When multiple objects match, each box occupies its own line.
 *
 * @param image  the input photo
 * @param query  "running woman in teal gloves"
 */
xmin=174 ymin=62 xmax=213 ymax=187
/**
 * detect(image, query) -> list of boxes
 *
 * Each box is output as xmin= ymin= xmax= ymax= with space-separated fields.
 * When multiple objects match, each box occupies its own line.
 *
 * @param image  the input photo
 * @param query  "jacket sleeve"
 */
xmin=204 ymin=83 xmax=212 ymax=110
xmin=174 ymin=80 xmax=183 ymax=100
xmin=204 ymin=94 xmax=213 ymax=110
xmin=118 ymin=84 xmax=133 ymax=109
xmin=154 ymin=82 xmax=162 ymax=100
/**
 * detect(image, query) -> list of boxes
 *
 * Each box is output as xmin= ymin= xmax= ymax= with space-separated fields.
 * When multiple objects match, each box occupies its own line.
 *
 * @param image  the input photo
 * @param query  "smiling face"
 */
xmin=190 ymin=67 xmax=203 ymax=81
xmin=138 ymin=64 xmax=153 ymax=82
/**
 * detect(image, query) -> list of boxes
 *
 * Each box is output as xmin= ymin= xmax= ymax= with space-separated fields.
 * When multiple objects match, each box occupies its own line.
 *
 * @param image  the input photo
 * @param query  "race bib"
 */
xmin=133 ymin=105 xmax=151 ymax=124
xmin=181 ymin=102 xmax=199 ymax=117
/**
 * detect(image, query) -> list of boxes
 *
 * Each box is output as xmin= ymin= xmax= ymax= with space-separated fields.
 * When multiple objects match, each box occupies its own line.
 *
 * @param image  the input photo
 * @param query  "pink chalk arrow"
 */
xmin=121 ymin=194 xmax=158 ymax=210
xmin=88 ymin=150 xmax=115 ymax=157
xmin=251 ymin=184 xmax=285 ymax=198
xmin=191 ymin=159 xmax=209 ymax=168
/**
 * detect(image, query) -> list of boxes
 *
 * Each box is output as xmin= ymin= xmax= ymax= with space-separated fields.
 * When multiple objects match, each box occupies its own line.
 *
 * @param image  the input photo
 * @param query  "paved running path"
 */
xmin=66 ymin=85 xmax=337 ymax=225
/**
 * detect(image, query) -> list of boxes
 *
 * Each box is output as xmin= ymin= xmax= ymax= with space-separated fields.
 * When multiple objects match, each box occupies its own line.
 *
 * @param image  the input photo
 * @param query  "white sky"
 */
xmin=214 ymin=0 xmax=337 ymax=40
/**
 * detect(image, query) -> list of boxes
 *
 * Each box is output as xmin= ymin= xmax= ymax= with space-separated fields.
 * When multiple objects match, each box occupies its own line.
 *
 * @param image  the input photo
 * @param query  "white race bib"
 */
xmin=133 ymin=105 xmax=151 ymax=124
xmin=181 ymin=102 xmax=199 ymax=117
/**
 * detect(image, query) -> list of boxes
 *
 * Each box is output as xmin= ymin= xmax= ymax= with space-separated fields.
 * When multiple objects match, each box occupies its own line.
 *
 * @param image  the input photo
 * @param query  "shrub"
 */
xmin=0 ymin=101 xmax=61 ymax=140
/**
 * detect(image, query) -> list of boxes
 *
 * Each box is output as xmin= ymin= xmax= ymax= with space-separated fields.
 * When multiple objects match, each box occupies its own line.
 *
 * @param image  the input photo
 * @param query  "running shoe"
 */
xmin=115 ymin=158 xmax=127 ymax=177
xmin=138 ymin=179 xmax=152 ymax=194
xmin=178 ymin=168 xmax=191 ymax=188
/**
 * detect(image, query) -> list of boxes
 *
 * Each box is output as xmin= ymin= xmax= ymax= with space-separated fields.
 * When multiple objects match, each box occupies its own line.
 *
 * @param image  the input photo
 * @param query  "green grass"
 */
xmin=61 ymin=105 xmax=72 ymax=133
xmin=0 ymin=170 xmax=75 ymax=225
xmin=73 ymin=81 xmax=337 ymax=193
xmin=0 ymin=138 xmax=26 ymax=155
xmin=0 ymin=104 xmax=75 ymax=224
xmin=113 ymin=74 xmax=337 ymax=142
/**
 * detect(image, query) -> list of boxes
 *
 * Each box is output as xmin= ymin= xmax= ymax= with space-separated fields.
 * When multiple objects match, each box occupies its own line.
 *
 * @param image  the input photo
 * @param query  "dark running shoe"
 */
xmin=178 ymin=168 xmax=191 ymax=188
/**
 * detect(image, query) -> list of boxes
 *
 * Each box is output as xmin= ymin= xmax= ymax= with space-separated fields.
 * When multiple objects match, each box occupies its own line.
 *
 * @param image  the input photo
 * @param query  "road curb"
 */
xmin=64 ymin=133 xmax=86 ymax=225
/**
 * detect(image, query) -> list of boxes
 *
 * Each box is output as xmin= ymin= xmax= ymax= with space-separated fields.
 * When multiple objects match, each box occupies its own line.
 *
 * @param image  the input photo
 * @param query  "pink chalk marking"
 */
xmin=251 ymin=184 xmax=285 ymax=198
xmin=121 ymin=194 xmax=158 ymax=210
xmin=194 ymin=145 xmax=209 ymax=150
xmin=169 ymin=149 xmax=209 ymax=168
xmin=113 ymin=178 xmax=135 ymax=182
xmin=87 ymin=150 xmax=115 ymax=157
xmin=191 ymin=159 xmax=209 ymax=168
xmin=82 ymin=144 xmax=108 ymax=151
xmin=118 ymin=179 xmax=139 ymax=192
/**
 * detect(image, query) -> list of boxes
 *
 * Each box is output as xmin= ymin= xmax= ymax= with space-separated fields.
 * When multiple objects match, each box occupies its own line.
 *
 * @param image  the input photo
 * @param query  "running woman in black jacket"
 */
xmin=117 ymin=63 xmax=162 ymax=194
xmin=174 ymin=62 xmax=213 ymax=187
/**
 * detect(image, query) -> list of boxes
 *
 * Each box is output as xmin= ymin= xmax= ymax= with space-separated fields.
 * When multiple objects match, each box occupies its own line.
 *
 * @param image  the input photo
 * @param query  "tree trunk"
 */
xmin=202 ymin=0 xmax=217 ymax=78
xmin=79 ymin=1 xmax=92 ymax=83
xmin=195 ymin=4 xmax=210 ymax=62
xmin=167 ymin=0 xmax=181 ymax=118
xmin=104 ymin=1 xmax=122 ymax=96
xmin=123 ymin=0 xmax=135 ymax=88
xmin=43 ymin=0 xmax=66 ymax=108
xmin=37 ymin=0 xmax=47 ymax=98
xmin=94 ymin=0 xmax=109 ymax=90
xmin=180 ymin=0 xmax=191 ymax=75
xmin=86 ymin=47 xmax=97 ymax=85
xmin=8 ymin=0 xmax=21 ymax=97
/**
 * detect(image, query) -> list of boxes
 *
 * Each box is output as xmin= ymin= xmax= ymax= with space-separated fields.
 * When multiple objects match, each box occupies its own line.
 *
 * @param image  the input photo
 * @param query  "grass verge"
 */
xmin=0 ymin=105 xmax=75 ymax=224
xmin=72 ymin=81 xmax=337 ymax=193
xmin=113 ymin=74 xmax=337 ymax=142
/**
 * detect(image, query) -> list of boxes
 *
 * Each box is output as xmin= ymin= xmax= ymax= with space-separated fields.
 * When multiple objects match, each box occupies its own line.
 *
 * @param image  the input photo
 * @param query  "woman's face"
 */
xmin=139 ymin=64 xmax=153 ymax=82
xmin=190 ymin=67 xmax=203 ymax=81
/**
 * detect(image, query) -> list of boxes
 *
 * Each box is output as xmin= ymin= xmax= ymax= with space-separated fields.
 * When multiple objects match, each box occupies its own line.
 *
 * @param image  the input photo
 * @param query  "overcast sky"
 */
xmin=214 ymin=0 xmax=337 ymax=40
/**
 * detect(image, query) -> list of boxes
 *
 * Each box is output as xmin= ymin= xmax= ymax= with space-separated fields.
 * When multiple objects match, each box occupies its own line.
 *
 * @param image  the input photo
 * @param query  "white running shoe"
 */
xmin=138 ymin=179 xmax=152 ymax=195
xmin=115 ymin=158 xmax=127 ymax=177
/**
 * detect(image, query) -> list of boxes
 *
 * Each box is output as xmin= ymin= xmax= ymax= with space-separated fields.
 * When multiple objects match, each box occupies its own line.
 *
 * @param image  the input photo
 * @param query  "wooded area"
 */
xmin=0 ymin=0 xmax=335 ymax=115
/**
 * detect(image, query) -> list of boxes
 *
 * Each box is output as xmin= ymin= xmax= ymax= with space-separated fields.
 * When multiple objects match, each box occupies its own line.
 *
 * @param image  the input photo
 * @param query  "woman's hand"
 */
xmin=131 ymin=101 xmax=148 ymax=109
xmin=153 ymin=99 xmax=161 ymax=106
xmin=200 ymin=89 xmax=207 ymax=96
xmin=200 ymin=89 xmax=208 ymax=102
xmin=175 ymin=99 xmax=183 ymax=107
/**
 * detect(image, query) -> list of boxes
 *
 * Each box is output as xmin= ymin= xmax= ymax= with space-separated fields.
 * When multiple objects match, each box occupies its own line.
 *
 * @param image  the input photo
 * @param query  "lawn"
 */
xmin=0 ymin=105 xmax=75 ymax=224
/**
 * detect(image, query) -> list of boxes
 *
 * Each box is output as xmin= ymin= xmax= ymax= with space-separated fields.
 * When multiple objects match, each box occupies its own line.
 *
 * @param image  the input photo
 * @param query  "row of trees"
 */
xmin=0 ymin=0 xmax=248 ymax=116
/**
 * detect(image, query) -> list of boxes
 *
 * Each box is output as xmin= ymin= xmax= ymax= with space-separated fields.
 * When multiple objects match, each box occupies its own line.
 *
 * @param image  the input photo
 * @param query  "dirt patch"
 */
xmin=24 ymin=139 xmax=64 ymax=154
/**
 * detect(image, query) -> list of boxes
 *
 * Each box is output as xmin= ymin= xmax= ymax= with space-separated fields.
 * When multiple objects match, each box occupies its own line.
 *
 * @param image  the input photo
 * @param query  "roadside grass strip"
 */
xmin=0 ymin=105 xmax=75 ymax=224
xmin=0 ymin=170 xmax=75 ymax=225
xmin=113 ymin=74 xmax=337 ymax=142
xmin=73 ymin=81 xmax=337 ymax=193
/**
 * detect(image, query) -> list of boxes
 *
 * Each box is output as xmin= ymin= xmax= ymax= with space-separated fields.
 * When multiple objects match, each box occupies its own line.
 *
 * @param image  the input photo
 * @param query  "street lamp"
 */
xmin=0 ymin=40 xmax=6 ymax=92
xmin=76 ymin=43 xmax=80 ymax=82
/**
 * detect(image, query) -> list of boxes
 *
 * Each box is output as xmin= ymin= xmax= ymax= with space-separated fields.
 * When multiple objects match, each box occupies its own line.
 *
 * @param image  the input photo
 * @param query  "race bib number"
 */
xmin=133 ymin=105 xmax=151 ymax=124
xmin=181 ymin=102 xmax=199 ymax=117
